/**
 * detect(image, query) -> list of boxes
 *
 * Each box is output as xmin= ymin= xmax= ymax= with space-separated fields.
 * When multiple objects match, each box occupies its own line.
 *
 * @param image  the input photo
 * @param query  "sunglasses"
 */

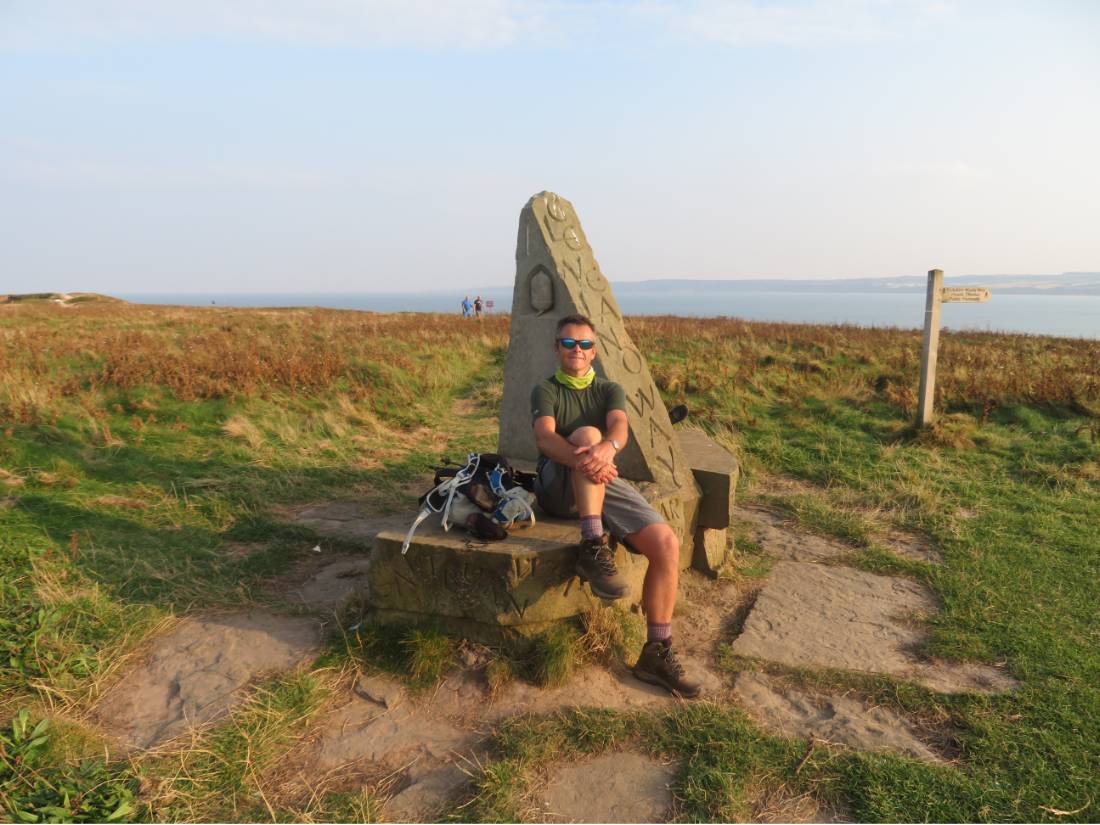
xmin=557 ymin=338 xmax=595 ymax=350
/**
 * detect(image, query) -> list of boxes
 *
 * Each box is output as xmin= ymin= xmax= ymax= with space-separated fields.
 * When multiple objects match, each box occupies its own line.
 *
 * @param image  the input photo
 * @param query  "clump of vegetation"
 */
xmin=525 ymin=605 xmax=643 ymax=687
xmin=338 ymin=621 xmax=457 ymax=692
xmin=531 ymin=622 xmax=581 ymax=687
xmin=0 ymin=710 xmax=141 ymax=823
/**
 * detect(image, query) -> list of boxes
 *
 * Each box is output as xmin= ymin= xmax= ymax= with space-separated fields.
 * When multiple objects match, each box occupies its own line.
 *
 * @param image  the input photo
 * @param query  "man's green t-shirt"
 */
xmin=530 ymin=375 xmax=627 ymax=439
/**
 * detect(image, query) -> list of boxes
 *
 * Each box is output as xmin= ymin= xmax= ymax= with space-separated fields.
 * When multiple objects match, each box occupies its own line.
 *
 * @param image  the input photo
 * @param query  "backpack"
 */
xmin=401 ymin=453 xmax=537 ymax=553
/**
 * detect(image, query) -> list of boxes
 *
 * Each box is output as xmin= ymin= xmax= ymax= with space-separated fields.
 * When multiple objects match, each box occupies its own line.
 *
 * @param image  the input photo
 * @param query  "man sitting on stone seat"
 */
xmin=530 ymin=313 xmax=701 ymax=698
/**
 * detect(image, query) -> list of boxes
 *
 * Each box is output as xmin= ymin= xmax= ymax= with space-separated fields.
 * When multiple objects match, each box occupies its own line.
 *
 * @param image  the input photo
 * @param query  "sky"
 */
xmin=1 ymin=1 xmax=1098 ymax=294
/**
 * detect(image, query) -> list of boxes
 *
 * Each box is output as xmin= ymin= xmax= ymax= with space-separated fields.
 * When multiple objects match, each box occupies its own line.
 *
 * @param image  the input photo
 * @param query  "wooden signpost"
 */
xmin=941 ymin=286 xmax=991 ymax=303
xmin=917 ymin=269 xmax=992 ymax=427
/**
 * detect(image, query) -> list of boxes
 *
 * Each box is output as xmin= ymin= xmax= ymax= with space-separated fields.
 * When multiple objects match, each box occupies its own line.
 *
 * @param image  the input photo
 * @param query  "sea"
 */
xmin=119 ymin=288 xmax=1100 ymax=340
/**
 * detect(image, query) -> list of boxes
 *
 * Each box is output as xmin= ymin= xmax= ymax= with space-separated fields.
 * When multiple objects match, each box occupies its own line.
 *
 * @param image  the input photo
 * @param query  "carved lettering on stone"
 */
xmin=498 ymin=191 xmax=694 ymax=491
xmin=622 ymin=346 xmax=643 ymax=374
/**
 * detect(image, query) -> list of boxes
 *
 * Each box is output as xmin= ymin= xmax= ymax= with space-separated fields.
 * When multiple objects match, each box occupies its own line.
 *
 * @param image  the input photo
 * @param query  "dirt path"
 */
xmin=88 ymin=482 xmax=1018 ymax=821
xmin=93 ymin=612 xmax=322 ymax=751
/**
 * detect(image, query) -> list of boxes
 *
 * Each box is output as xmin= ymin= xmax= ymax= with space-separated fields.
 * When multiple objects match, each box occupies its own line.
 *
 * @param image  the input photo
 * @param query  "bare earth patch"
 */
xmin=89 ymin=494 xmax=149 ymax=509
xmin=754 ymin=788 xmax=852 ymax=823
xmin=736 ymin=503 xmax=940 ymax=565
xmin=311 ymin=696 xmax=475 ymax=772
xmin=286 ymin=556 xmax=371 ymax=611
xmin=730 ymin=561 xmax=1016 ymax=694
xmin=94 ymin=612 xmax=322 ymax=750
xmin=289 ymin=503 xmax=412 ymax=545
xmin=431 ymin=666 xmax=671 ymax=725
xmin=538 ymin=750 xmax=677 ymax=823
xmin=301 ymin=675 xmax=479 ymax=822
xmin=752 ymin=474 xmax=820 ymax=497
xmin=735 ymin=504 xmax=854 ymax=562
xmin=733 ymin=671 xmax=946 ymax=763
xmin=881 ymin=527 xmax=941 ymax=564
xmin=291 ymin=666 xmax=684 ymax=820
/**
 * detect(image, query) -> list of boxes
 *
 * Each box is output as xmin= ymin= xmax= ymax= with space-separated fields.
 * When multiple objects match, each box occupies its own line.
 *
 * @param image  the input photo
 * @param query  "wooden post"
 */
xmin=917 ymin=269 xmax=944 ymax=427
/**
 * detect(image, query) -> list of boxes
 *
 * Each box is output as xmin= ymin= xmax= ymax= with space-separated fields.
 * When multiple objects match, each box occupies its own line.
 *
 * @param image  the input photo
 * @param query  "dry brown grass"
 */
xmin=4 ymin=303 xmax=1094 ymax=428
xmin=0 ymin=303 xmax=510 ymax=424
xmin=627 ymin=316 xmax=1100 ymax=417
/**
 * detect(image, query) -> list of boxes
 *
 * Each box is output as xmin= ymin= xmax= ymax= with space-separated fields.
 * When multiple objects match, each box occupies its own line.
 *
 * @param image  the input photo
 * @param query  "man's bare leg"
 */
xmin=568 ymin=426 xmax=628 ymax=600
xmin=627 ymin=522 xmax=700 ymax=696
xmin=624 ymin=523 xmax=679 ymax=625
xmin=568 ymin=426 xmax=605 ymax=518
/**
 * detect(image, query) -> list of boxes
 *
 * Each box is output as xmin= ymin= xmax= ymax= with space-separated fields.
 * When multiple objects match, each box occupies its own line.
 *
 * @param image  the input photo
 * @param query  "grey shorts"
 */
xmin=535 ymin=456 xmax=666 ymax=544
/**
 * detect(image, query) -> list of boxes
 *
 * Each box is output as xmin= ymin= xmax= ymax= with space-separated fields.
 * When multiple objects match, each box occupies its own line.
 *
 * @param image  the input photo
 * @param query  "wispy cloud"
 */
xmin=0 ymin=0 xmax=546 ymax=51
xmin=635 ymin=0 xmax=957 ymax=45
xmin=0 ymin=0 xmax=960 ymax=52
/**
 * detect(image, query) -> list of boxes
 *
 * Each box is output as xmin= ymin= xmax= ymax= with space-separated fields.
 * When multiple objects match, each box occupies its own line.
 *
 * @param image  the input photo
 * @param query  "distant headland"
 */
xmin=613 ymin=271 xmax=1100 ymax=296
xmin=0 ymin=292 xmax=122 ymax=306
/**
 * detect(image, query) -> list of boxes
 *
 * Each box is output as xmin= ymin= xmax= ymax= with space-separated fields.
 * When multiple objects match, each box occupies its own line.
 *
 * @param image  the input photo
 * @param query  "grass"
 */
xmin=140 ymin=670 xmax=333 ymax=822
xmin=461 ymin=703 xmax=812 ymax=822
xmin=335 ymin=621 xmax=458 ymax=692
xmin=1 ymin=301 xmax=1098 ymax=821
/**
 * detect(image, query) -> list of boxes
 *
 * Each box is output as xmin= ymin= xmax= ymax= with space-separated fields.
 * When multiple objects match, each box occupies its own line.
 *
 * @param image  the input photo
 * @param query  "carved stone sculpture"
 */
xmin=499 ymin=191 xmax=695 ymax=492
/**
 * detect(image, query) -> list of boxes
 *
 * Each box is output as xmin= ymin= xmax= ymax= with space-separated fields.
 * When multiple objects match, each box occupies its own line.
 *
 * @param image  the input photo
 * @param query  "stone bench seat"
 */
xmin=369 ymin=431 xmax=737 ymax=645
xmin=368 ymin=513 xmax=650 ymax=644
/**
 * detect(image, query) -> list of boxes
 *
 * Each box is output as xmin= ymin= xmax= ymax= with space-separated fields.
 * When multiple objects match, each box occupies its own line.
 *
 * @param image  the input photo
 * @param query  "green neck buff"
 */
xmin=555 ymin=367 xmax=596 ymax=390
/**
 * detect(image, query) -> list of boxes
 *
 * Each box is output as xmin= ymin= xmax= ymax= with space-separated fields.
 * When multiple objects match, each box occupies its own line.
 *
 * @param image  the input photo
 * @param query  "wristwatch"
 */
xmin=607 ymin=438 xmax=621 ymax=452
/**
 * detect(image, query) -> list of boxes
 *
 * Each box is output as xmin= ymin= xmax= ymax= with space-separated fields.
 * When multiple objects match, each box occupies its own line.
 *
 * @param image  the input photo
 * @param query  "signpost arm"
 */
xmin=917 ymin=269 xmax=943 ymax=427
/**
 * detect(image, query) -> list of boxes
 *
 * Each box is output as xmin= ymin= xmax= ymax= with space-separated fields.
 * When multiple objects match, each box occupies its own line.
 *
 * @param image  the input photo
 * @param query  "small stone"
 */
xmin=354 ymin=673 xmax=405 ymax=708
xmin=459 ymin=645 xmax=491 ymax=669
xmin=294 ymin=557 xmax=370 ymax=609
xmin=678 ymin=430 xmax=739 ymax=529
xmin=692 ymin=527 xmax=727 ymax=577
xmin=385 ymin=764 xmax=469 ymax=822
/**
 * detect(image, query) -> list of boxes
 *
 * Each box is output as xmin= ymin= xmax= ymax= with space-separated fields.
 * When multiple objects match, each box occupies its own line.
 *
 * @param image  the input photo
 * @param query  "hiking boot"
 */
xmin=632 ymin=641 xmax=702 ymax=698
xmin=575 ymin=533 xmax=629 ymax=600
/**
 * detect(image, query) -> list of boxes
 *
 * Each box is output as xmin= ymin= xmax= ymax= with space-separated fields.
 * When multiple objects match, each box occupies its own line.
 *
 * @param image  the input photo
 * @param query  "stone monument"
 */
xmin=499 ymin=191 xmax=694 ymax=493
xmin=499 ymin=191 xmax=737 ymax=568
xmin=364 ymin=192 xmax=739 ymax=643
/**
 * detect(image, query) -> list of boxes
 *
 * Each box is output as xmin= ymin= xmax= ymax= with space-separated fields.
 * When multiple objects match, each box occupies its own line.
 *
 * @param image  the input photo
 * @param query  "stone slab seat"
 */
xmin=369 ymin=513 xmax=646 ymax=645
xmin=368 ymin=477 xmax=700 ymax=645
xmin=366 ymin=439 xmax=737 ymax=644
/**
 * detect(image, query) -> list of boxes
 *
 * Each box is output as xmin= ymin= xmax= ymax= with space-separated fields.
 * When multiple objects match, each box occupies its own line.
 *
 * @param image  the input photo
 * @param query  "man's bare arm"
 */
xmin=534 ymin=416 xmax=619 ymax=483
xmin=533 ymin=416 xmax=582 ymax=467
xmin=605 ymin=409 xmax=629 ymax=449
xmin=575 ymin=409 xmax=628 ymax=475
